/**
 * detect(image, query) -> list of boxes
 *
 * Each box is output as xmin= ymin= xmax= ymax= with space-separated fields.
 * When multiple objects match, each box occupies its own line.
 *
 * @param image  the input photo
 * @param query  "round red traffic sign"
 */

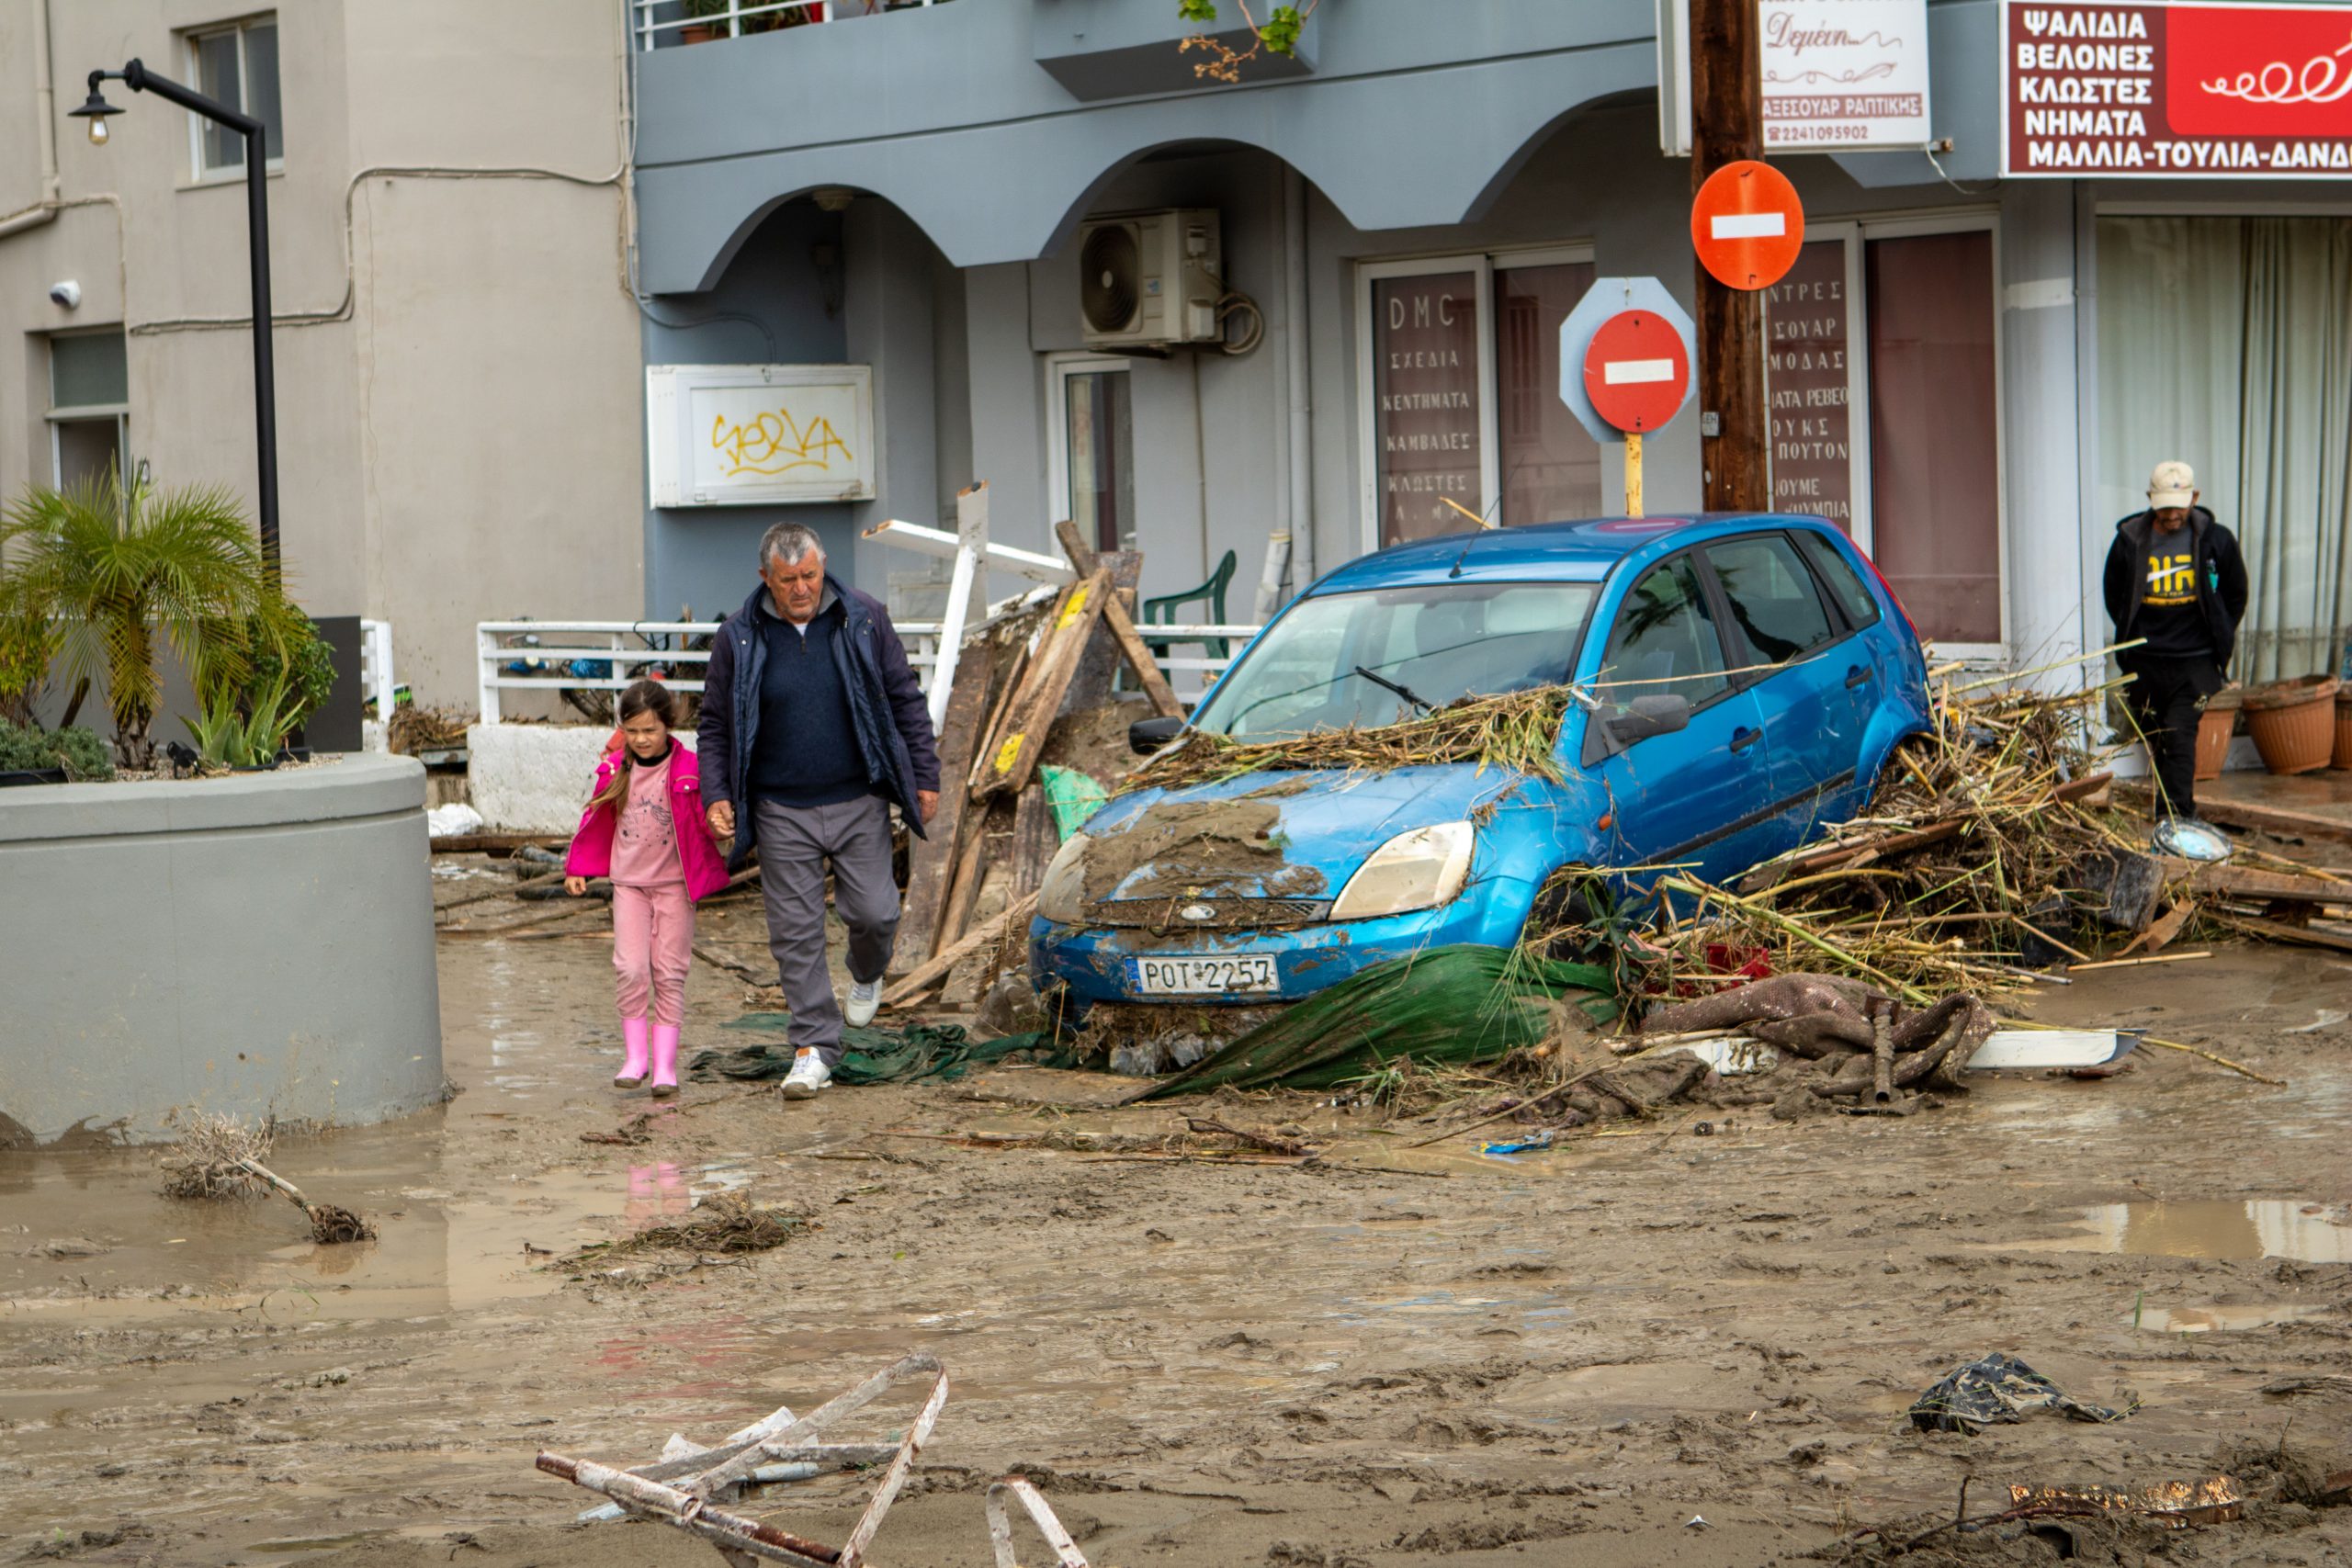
xmin=1582 ymin=310 xmax=1690 ymax=433
xmin=1690 ymin=159 xmax=1804 ymax=290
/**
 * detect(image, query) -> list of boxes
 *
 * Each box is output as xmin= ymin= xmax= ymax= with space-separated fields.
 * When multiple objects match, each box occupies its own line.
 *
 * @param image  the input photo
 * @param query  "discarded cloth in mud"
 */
xmin=1133 ymin=945 xmax=1616 ymax=1100
xmin=1907 ymin=1353 xmax=2137 ymax=1435
xmin=692 ymin=1018 xmax=1071 ymax=1086
xmin=1635 ymin=973 xmax=1993 ymax=1112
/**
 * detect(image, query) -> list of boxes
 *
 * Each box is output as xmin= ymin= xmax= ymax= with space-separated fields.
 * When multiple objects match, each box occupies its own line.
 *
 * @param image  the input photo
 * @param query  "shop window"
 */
xmin=187 ymin=16 xmax=283 ymax=178
xmin=1047 ymin=355 xmax=1133 ymax=555
xmin=1361 ymin=250 xmax=1600 ymax=549
xmin=1763 ymin=222 xmax=2000 ymax=650
xmin=1497 ymin=261 xmax=1601 ymax=528
xmin=47 ymin=331 xmax=130 ymax=492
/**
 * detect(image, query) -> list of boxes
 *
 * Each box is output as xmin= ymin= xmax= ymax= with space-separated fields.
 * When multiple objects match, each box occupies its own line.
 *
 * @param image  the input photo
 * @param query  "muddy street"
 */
xmin=5 ymin=930 xmax=2349 ymax=1567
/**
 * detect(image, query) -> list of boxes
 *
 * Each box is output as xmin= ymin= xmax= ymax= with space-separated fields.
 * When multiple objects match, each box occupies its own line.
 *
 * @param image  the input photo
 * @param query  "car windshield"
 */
xmin=1192 ymin=580 xmax=1598 ymax=739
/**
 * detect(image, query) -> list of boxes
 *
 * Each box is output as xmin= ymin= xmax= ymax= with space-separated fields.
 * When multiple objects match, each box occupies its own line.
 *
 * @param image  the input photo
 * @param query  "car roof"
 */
xmin=1306 ymin=513 xmax=1848 ymax=592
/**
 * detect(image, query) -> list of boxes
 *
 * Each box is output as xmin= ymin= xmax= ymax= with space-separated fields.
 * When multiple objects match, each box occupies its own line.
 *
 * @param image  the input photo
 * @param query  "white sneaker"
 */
xmin=781 ymin=1049 xmax=832 ymax=1100
xmin=844 ymin=976 xmax=883 ymax=1029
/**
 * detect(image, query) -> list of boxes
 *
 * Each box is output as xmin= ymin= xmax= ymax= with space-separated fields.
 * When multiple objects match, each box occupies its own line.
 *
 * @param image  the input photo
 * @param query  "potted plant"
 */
xmin=679 ymin=0 xmax=733 ymax=44
xmin=0 ymin=475 xmax=307 ymax=769
xmin=2241 ymin=673 xmax=2341 ymax=775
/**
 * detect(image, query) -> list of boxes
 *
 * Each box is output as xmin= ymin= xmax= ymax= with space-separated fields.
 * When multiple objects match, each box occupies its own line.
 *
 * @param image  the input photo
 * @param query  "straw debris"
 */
xmin=1123 ymin=686 xmax=1575 ymax=794
xmin=561 ymin=1190 xmax=811 ymax=1275
xmin=157 ymin=1112 xmax=276 ymax=1201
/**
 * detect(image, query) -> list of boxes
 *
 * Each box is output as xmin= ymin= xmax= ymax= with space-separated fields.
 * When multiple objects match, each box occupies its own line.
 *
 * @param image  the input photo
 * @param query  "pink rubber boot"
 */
xmin=650 ymin=1023 xmax=682 ymax=1100
xmin=616 ymin=1017 xmax=650 ymax=1089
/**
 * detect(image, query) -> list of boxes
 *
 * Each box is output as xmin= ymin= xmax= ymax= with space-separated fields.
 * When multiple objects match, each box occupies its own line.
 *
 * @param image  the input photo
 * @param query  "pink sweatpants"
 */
xmin=613 ymin=881 xmax=694 ymax=1028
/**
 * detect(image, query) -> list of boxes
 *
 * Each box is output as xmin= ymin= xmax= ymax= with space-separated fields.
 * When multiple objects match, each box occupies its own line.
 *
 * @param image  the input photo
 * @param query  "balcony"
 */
xmin=632 ymin=0 xmax=951 ymax=51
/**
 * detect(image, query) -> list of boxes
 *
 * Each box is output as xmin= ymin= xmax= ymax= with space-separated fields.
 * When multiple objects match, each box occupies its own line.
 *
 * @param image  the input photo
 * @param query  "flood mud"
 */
xmin=3 ymin=931 xmax=2348 ymax=1565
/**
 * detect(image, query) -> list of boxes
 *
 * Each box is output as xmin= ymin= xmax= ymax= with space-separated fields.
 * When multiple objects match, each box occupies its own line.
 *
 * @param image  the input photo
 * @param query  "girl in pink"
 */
xmin=563 ymin=680 xmax=729 ymax=1096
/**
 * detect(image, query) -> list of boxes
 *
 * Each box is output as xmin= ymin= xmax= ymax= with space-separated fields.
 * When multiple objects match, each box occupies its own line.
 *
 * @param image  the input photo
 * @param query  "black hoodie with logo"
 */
xmin=2101 ymin=505 xmax=2249 ymax=675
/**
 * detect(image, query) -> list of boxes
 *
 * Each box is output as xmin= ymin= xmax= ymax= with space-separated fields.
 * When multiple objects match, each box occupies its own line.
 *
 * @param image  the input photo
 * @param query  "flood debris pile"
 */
xmin=1123 ymin=684 xmax=1575 ymax=793
xmin=155 ymin=1114 xmax=377 ymax=1243
xmin=560 ymin=1190 xmax=809 ymax=1280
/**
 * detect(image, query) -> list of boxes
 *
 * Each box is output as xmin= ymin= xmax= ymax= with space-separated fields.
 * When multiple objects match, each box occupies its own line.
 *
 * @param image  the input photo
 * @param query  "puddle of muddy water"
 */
xmin=2024 ymin=1200 xmax=2352 ymax=1262
xmin=2136 ymin=1301 xmax=2326 ymax=1333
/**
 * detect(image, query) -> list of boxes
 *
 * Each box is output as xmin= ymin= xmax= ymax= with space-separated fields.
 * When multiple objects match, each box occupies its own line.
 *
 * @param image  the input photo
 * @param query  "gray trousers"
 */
xmin=754 ymin=794 xmax=900 ymax=1062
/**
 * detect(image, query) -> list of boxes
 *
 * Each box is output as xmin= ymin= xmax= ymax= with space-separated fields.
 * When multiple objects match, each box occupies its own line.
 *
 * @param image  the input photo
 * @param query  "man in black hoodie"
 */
xmin=2102 ymin=459 xmax=2249 ymax=826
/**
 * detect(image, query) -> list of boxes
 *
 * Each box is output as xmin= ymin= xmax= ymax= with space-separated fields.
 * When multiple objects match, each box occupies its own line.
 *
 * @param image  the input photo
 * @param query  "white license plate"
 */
xmin=1130 ymin=954 xmax=1279 ymax=996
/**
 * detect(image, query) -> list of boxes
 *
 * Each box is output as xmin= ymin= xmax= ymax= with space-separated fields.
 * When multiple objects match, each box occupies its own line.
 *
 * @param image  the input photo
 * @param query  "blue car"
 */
xmin=1030 ymin=514 xmax=1931 ymax=1009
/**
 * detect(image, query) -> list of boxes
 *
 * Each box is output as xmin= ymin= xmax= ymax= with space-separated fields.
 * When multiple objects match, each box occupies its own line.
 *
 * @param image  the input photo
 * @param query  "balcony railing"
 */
xmin=633 ymin=0 xmax=949 ymax=51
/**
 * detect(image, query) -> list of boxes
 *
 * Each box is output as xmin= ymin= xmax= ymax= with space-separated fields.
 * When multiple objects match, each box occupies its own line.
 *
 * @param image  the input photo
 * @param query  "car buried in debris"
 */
xmin=1029 ymin=515 xmax=1932 ymax=1010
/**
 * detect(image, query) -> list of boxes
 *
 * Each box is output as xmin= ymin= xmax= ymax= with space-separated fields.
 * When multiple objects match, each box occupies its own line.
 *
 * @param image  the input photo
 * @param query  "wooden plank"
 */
xmin=1052 ymin=518 xmax=1098 ymax=578
xmin=2188 ymin=796 xmax=2352 ymax=848
xmin=973 ymin=570 xmax=1112 ymax=801
xmin=2158 ymin=856 xmax=2352 ymax=903
xmin=1064 ymin=552 xmax=1139 ymax=714
xmin=967 ymin=634 xmax=1034 ymax=795
xmin=1099 ymin=591 xmax=1184 ymax=719
xmin=429 ymin=831 xmax=570 ymax=855
xmin=936 ymin=795 xmax=998 ymax=950
xmin=892 ymin=638 xmax=996 ymax=974
xmin=2218 ymin=913 xmax=2352 ymax=953
xmin=879 ymin=893 xmax=1038 ymax=1010
xmin=1008 ymin=786 xmax=1056 ymax=901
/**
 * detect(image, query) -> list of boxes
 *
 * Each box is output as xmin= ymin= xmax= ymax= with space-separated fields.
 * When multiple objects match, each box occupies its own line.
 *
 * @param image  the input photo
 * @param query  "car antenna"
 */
xmin=1439 ymin=496 xmax=1500 ymax=578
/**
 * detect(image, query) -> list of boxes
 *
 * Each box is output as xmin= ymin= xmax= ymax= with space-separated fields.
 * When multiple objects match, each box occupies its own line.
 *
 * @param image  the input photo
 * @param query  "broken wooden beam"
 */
xmin=880 ymin=893 xmax=1037 ymax=1009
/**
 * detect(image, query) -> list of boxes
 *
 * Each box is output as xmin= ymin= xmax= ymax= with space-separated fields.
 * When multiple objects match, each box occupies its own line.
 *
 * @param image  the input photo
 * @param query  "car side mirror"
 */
xmin=1129 ymin=716 xmax=1186 ymax=755
xmin=1603 ymin=693 xmax=1692 ymax=752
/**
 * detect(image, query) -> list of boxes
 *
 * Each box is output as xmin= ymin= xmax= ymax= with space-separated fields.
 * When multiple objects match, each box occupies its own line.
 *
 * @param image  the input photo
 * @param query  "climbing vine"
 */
xmin=1177 ymin=0 xmax=1320 ymax=83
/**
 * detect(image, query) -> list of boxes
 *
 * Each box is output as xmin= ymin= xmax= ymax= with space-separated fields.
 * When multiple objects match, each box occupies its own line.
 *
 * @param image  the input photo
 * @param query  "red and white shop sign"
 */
xmin=2001 ymin=1 xmax=2352 ymax=177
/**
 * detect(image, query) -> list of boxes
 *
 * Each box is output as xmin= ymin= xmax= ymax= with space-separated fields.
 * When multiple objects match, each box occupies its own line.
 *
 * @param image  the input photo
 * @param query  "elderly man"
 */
xmin=2103 ymin=459 xmax=2248 ymax=838
xmin=699 ymin=523 xmax=940 ymax=1099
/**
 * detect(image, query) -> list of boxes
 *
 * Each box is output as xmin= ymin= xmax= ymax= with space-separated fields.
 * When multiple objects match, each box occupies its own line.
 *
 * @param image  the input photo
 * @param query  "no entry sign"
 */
xmin=1583 ymin=311 xmax=1690 ymax=434
xmin=1690 ymin=159 xmax=1805 ymax=290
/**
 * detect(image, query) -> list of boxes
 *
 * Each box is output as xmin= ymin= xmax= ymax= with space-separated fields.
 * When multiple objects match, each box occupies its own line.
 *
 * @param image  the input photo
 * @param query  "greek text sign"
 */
xmin=2001 ymin=2 xmax=2352 ymax=177
xmin=647 ymin=365 xmax=876 ymax=507
xmin=1762 ymin=0 xmax=1934 ymax=151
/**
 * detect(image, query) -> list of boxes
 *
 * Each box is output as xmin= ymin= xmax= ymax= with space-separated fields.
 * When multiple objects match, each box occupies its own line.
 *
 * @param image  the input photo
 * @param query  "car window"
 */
xmin=1600 ymin=555 xmax=1729 ymax=716
xmin=1791 ymin=529 xmax=1882 ymax=631
xmin=1705 ymin=534 xmax=1838 ymax=665
xmin=1193 ymin=581 xmax=1597 ymax=739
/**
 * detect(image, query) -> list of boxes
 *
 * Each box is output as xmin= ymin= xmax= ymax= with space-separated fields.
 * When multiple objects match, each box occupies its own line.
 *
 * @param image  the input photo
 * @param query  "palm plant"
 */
xmin=0 ymin=476 xmax=272 ymax=768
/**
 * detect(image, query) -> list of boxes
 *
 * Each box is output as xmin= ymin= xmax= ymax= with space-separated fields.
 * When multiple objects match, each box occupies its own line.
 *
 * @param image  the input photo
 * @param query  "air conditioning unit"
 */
xmin=1077 ymin=208 xmax=1223 ymax=350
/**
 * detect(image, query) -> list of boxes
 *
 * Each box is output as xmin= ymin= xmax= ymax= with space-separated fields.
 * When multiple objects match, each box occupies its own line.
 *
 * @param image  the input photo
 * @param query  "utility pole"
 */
xmin=1689 ymin=0 xmax=1768 ymax=512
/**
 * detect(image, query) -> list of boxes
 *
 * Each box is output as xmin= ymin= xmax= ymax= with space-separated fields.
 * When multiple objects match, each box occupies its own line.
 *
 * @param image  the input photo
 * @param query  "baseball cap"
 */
xmin=2147 ymin=460 xmax=2196 ymax=509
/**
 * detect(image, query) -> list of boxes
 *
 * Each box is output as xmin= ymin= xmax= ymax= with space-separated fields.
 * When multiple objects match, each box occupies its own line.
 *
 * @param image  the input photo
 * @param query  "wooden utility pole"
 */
xmin=1690 ymin=0 xmax=1769 ymax=512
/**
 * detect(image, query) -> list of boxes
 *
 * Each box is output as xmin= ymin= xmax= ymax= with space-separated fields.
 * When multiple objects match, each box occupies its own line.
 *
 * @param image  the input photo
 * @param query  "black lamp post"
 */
xmin=72 ymin=60 xmax=280 ymax=585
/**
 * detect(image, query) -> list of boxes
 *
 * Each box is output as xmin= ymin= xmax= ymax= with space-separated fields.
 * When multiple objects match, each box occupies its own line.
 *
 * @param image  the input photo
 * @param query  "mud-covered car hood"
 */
xmin=1072 ymin=765 xmax=1544 ymax=906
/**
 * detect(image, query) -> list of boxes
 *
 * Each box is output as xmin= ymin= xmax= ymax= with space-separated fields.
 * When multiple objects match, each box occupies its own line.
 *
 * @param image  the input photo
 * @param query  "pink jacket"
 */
xmin=563 ymin=740 xmax=731 ymax=901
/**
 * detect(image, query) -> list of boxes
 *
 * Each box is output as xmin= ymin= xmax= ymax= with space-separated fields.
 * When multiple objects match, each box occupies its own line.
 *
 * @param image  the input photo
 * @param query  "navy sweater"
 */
xmin=749 ymin=603 xmax=870 ymax=807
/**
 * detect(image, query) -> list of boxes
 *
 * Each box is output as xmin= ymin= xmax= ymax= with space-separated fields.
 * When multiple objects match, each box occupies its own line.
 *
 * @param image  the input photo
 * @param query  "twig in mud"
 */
xmin=560 ymin=1190 xmax=811 ymax=1275
xmin=235 ymin=1158 xmax=378 ymax=1244
xmin=157 ymin=1112 xmax=275 ymax=1199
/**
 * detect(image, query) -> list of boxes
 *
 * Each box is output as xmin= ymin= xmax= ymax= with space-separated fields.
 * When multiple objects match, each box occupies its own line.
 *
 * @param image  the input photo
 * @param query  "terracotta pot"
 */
xmin=2241 ymin=674 xmax=2341 ymax=775
xmin=2334 ymin=694 xmax=2352 ymax=771
xmin=2193 ymin=696 xmax=2238 ymax=782
xmin=679 ymin=22 xmax=718 ymax=44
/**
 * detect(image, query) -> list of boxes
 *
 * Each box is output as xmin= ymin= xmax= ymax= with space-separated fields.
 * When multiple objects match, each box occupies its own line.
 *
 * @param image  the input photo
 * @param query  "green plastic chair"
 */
xmin=1142 ymin=549 xmax=1239 ymax=661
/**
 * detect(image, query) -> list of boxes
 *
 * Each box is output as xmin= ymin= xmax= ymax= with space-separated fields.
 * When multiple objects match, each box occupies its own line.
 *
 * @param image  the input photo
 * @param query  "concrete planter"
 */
xmin=0 ymin=753 xmax=445 ymax=1145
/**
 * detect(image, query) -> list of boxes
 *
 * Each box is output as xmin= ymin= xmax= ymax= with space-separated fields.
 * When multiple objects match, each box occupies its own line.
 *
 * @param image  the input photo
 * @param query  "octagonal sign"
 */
xmin=1557 ymin=277 xmax=1699 ymax=445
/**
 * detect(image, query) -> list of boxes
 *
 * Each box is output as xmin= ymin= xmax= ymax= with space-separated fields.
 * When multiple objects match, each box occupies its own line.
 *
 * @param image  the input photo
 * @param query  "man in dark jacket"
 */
xmin=2102 ymin=459 xmax=2249 ymax=829
xmin=698 ymin=523 xmax=941 ymax=1099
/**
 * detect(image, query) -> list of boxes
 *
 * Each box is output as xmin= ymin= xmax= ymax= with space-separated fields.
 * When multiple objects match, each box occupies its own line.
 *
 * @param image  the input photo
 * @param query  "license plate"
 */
xmin=1130 ymin=954 xmax=1279 ymax=996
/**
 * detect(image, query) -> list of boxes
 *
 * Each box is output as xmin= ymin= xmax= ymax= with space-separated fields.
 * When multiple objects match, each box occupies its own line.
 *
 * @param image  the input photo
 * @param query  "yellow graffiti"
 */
xmin=1057 ymin=583 xmax=1091 ymax=628
xmin=708 ymin=406 xmax=855 ymax=478
xmin=994 ymin=733 xmax=1026 ymax=774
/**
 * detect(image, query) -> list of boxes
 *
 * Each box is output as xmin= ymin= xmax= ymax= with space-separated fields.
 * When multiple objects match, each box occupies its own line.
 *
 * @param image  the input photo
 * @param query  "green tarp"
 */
xmin=1133 ymin=945 xmax=1617 ymax=1100
xmin=690 ymin=1016 xmax=1072 ymax=1087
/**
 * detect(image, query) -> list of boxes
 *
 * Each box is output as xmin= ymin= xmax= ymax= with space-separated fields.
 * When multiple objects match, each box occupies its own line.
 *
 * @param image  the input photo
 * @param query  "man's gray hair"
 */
xmin=759 ymin=523 xmax=825 ymax=570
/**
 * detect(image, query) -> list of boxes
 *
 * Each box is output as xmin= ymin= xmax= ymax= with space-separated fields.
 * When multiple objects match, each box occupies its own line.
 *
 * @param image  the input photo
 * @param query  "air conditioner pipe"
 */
xmin=1282 ymin=164 xmax=1315 ymax=598
xmin=0 ymin=0 xmax=63 ymax=241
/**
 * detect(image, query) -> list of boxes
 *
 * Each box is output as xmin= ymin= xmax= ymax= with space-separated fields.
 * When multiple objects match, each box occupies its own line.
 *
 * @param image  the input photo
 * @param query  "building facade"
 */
xmin=0 ymin=0 xmax=646 ymax=705
xmin=632 ymin=0 xmax=2352 ymax=691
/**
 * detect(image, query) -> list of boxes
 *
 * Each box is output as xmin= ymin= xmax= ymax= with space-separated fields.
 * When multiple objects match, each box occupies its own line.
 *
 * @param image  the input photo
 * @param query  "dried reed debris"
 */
xmin=1123 ymin=685 xmax=1575 ymax=794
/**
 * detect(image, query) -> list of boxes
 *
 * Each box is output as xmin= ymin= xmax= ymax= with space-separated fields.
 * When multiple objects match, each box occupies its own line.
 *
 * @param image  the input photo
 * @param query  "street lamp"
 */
xmin=72 ymin=60 xmax=281 ymax=583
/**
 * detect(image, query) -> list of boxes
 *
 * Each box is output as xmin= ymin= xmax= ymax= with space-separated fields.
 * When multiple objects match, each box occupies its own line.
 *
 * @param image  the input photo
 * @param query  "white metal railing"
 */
xmin=631 ymin=0 xmax=946 ymax=50
xmin=475 ymin=620 xmax=943 ymax=725
xmin=473 ymin=616 xmax=1259 ymax=724
xmin=359 ymin=618 xmax=396 ymax=750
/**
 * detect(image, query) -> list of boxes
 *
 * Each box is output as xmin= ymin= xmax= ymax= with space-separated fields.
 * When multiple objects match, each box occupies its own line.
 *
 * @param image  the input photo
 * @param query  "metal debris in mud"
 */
xmin=537 ymin=1352 xmax=1094 ymax=1568
xmin=560 ymin=1190 xmax=810 ymax=1278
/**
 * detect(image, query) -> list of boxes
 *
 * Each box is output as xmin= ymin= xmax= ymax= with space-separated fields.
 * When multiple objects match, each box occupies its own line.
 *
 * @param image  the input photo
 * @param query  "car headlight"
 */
xmin=1036 ymin=831 xmax=1091 ymax=924
xmin=1329 ymin=821 xmax=1475 ymax=920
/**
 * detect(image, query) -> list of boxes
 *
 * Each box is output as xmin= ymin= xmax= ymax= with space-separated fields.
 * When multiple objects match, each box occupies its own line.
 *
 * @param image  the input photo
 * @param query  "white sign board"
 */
xmin=1759 ymin=0 xmax=1932 ymax=152
xmin=647 ymin=364 xmax=875 ymax=507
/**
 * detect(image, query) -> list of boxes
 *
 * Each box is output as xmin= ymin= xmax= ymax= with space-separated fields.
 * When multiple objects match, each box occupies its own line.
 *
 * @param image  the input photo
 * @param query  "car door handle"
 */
xmin=1729 ymin=727 xmax=1760 ymax=754
xmin=1844 ymin=665 xmax=1871 ymax=690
